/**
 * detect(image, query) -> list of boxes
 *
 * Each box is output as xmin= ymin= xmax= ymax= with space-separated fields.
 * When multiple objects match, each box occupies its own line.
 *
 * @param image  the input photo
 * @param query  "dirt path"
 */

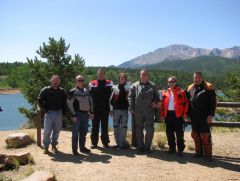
xmin=0 ymin=129 xmax=239 ymax=181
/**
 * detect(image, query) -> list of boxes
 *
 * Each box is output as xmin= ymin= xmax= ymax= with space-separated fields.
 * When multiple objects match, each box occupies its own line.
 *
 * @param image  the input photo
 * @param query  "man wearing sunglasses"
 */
xmin=67 ymin=75 xmax=94 ymax=156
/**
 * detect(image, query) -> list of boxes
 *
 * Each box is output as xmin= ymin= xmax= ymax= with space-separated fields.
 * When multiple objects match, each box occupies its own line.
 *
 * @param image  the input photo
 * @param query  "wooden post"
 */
xmin=36 ymin=101 xmax=41 ymax=147
xmin=131 ymin=113 xmax=137 ymax=147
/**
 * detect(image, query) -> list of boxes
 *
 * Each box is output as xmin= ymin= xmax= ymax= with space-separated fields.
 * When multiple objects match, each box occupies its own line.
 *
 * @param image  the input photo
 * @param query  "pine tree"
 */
xmin=20 ymin=37 xmax=85 ymax=127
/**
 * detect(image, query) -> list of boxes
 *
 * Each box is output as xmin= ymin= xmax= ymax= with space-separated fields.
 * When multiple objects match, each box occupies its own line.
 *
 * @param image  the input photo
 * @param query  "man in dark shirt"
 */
xmin=187 ymin=71 xmax=216 ymax=161
xmin=38 ymin=75 xmax=67 ymax=154
xmin=89 ymin=68 xmax=113 ymax=148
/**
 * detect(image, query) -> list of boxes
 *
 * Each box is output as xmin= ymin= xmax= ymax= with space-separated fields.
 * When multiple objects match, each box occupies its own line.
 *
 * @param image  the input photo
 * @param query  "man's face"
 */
xmin=51 ymin=76 xmax=60 ymax=88
xmin=140 ymin=70 xmax=148 ymax=83
xmin=194 ymin=74 xmax=203 ymax=85
xmin=76 ymin=77 xmax=84 ymax=88
xmin=97 ymin=70 xmax=105 ymax=80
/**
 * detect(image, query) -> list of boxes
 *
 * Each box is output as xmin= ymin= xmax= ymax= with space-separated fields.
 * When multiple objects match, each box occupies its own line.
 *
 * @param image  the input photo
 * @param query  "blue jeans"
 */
xmin=72 ymin=112 xmax=89 ymax=152
xmin=113 ymin=110 xmax=128 ymax=147
xmin=43 ymin=110 xmax=62 ymax=149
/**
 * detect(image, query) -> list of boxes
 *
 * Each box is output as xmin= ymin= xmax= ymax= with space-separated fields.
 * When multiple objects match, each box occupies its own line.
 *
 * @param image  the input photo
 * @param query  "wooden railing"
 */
xmin=35 ymin=101 xmax=240 ymax=147
xmin=131 ymin=102 xmax=240 ymax=146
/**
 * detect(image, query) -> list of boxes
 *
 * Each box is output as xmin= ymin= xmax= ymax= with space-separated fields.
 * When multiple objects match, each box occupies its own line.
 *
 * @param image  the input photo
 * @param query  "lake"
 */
xmin=0 ymin=93 xmax=192 ymax=131
xmin=0 ymin=93 xmax=133 ymax=130
xmin=0 ymin=93 xmax=31 ymax=130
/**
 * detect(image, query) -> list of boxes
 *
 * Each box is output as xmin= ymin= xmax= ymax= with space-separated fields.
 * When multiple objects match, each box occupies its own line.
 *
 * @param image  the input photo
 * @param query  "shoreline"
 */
xmin=0 ymin=88 xmax=21 ymax=94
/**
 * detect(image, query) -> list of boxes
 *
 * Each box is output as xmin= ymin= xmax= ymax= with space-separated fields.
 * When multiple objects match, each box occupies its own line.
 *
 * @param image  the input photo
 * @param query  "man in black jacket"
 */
xmin=89 ymin=68 xmax=113 ymax=148
xmin=187 ymin=72 xmax=216 ymax=161
xmin=38 ymin=75 xmax=67 ymax=154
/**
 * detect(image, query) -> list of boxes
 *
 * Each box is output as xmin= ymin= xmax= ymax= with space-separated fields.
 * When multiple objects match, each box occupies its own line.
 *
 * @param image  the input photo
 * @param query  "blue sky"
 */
xmin=1 ymin=0 xmax=240 ymax=66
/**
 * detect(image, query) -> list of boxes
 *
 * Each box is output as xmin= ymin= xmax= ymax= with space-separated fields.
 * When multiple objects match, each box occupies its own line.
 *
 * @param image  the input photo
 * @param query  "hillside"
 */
xmin=118 ymin=44 xmax=240 ymax=68
xmin=143 ymin=56 xmax=240 ymax=76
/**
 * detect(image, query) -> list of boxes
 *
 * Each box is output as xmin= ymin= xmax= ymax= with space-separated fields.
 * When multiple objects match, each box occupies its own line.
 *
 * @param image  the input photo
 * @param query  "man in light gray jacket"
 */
xmin=129 ymin=69 xmax=160 ymax=154
xmin=67 ymin=75 xmax=94 ymax=156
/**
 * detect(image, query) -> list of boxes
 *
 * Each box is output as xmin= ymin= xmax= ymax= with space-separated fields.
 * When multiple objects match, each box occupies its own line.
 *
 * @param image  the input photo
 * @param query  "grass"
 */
xmin=212 ymin=127 xmax=240 ymax=133
xmin=0 ymin=175 xmax=12 ymax=181
xmin=187 ymin=142 xmax=195 ymax=151
xmin=23 ymin=166 xmax=35 ymax=177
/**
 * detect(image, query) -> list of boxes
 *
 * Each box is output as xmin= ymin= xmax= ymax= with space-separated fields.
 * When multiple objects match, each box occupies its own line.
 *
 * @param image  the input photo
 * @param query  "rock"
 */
xmin=21 ymin=171 xmax=55 ymax=181
xmin=5 ymin=133 xmax=32 ymax=148
xmin=0 ymin=153 xmax=8 ymax=164
xmin=7 ymin=152 xmax=32 ymax=165
xmin=0 ymin=152 xmax=32 ymax=165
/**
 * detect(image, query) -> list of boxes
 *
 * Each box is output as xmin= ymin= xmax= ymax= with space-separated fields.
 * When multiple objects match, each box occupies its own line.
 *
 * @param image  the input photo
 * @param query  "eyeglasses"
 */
xmin=77 ymin=79 xmax=84 ymax=82
xmin=168 ymin=81 xmax=176 ymax=83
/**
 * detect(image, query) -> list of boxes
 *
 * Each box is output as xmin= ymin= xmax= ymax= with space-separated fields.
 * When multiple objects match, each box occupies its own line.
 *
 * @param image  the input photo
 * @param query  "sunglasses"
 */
xmin=77 ymin=79 xmax=84 ymax=82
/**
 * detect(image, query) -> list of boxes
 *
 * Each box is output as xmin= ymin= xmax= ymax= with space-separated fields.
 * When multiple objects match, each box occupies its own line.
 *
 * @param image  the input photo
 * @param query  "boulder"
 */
xmin=21 ymin=171 xmax=55 ymax=181
xmin=0 ymin=152 xmax=32 ymax=165
xmin=5 ymin=132 xmax=32 ymax=148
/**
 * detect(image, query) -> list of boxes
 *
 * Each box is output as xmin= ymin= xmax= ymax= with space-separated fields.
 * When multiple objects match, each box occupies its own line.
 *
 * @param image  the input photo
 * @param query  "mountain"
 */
xmin=142 ymin=56 xmax=240 ymax=76
xmin=118 ymin=44 xmax=240 ymax=68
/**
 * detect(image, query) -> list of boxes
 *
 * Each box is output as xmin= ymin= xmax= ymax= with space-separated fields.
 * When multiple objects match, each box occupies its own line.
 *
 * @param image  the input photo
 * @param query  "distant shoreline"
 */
xmin=0 ymin=88 xmax=21 ymax=94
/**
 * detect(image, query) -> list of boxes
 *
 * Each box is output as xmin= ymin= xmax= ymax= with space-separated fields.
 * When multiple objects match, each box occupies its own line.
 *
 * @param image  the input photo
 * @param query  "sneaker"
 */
xmin=52 ymin=145 xmax=59 ymax=153
xmin=80 ymin=147 xmax=91 ymax=153
xmin=72 ymin=151 xmax=80 ymax=156
xmin=43 ymin=148 xmax=49 ymax=154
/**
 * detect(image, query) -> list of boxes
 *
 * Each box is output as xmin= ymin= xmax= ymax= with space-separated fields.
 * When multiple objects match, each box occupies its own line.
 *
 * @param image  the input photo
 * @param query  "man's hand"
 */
xmin=72 ymin=116 xmax=77 ymax=122
xmin=89 ymin=113 xmax=94 ymax=120
xmin=152 ymin=102 xmax=161 ymax=109
xmin=109 ymin=111 xmax=113 ymax=117
xmin=183 ymin=116 xmax=190 ymax=123
xmin=207 ymin=116 xmax=213 ymax=124
xmin=160 ymin=116 xmax=164 ymax=122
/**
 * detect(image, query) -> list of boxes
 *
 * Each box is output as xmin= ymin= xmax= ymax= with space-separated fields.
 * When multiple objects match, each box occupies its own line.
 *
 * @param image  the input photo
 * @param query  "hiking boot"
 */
xmin=203 ymin=155 xmax=213 ymax=162
xmin=43 ymin=148 xmax=49 ymax=154
xmin=52 ymin=145 xmax=59 ymax=153
xmin=80 ymin=147 xmax=91 ymax=153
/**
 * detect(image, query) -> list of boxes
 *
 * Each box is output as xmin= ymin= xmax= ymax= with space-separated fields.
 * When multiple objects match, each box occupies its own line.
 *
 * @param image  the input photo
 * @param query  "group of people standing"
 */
xmin=38 ymin=68 xmax=216 ymax=162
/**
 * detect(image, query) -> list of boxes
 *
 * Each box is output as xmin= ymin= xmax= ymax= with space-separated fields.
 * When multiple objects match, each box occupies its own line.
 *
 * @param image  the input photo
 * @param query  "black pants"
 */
xmin=165 ymin=111 xmax=185 ymax=152
xmin=91 ymin=111 xmax=110 ymax=146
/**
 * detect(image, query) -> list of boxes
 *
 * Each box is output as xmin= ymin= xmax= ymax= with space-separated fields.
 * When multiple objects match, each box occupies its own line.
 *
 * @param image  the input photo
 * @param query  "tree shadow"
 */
xmin=147 ymin=150 xmax=240 ymax=172
xmin=48 ymin=151 xmax=112 ymax=164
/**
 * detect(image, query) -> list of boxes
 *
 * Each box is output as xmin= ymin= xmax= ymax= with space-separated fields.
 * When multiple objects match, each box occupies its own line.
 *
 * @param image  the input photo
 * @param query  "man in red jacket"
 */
xmin=161 ymin=76 xmax=189 ymax=156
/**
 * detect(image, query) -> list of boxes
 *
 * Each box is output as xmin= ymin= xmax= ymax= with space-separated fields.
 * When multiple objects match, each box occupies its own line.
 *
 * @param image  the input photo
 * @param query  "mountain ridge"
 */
xmin=118 ymin=44 xmax=240 ymax=68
